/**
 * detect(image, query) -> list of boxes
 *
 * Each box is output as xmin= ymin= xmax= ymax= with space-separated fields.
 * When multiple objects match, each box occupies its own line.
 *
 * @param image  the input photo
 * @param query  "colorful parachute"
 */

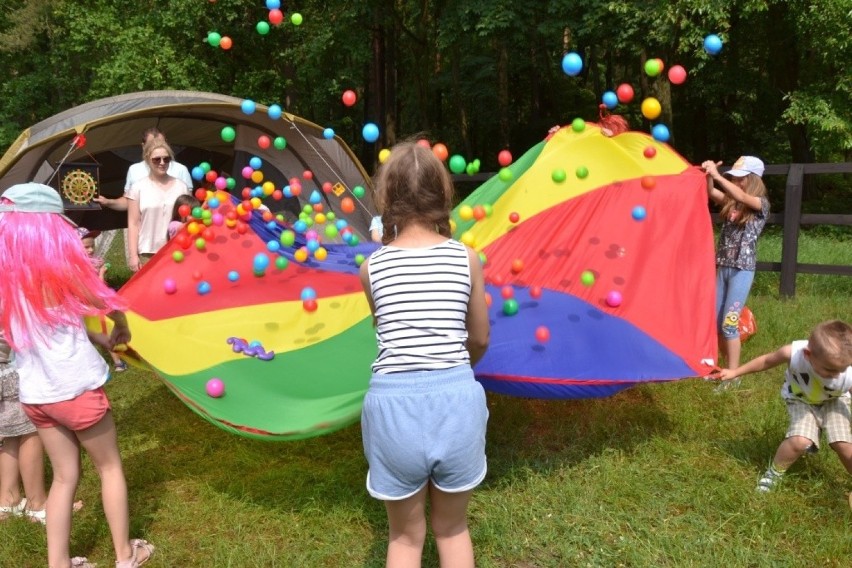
xmin=117 ymin=122 xmax=717 ymax=440
xmin=453 ymin=123 xmax=717 ymax=398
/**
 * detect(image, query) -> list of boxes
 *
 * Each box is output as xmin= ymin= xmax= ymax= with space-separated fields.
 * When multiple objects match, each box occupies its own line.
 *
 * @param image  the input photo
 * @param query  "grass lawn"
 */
xmin=0 ymin=229 xmax=850 ymax=567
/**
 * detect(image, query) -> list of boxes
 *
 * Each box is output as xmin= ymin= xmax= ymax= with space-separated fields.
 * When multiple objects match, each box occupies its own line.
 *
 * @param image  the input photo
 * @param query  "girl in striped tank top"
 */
xmin=360 ymin=141 xmax=490 ymax=568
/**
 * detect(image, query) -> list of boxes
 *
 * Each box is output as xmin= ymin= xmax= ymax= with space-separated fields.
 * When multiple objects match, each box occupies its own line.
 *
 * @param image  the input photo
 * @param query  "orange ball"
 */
xmin=432 ymin=143 xmax=449 ymax=162
xmin=472 ymin=205 xmax=486 ymax=221
xmin=341 ymin=197 xmax=355 ymax=214
xmin=511 ymin=259 xmax=524 ymax=274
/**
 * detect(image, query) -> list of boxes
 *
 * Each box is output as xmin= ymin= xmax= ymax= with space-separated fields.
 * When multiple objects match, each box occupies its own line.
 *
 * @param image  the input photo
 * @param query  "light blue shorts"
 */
xmin=361 ymin=365 xmax=489 ymax=500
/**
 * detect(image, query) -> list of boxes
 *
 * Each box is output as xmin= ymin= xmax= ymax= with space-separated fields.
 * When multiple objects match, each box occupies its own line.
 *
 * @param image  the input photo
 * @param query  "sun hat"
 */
xmin=726 ymin=156 xmax=764 ymax=178
xmin=0 ymin=183 xmax=77 ymax=226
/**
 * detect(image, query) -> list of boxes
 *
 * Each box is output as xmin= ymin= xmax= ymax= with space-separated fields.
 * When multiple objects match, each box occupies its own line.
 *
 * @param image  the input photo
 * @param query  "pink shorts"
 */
xmin=22 ymin=388 xmax=111 ymax=431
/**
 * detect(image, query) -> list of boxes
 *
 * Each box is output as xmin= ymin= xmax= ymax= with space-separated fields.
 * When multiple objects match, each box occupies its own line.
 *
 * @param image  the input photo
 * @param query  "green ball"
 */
xmin=199 ymin=161 xmax=211 ymax=173
xmin=324 ymin=225 xmax=339 ymax=238
xmin=571 ymin=118 xmax=586 ymax=132
xmin=275 ymin=256 xmax=288 ymax=270
xmin=576 ymin=166 xmax=589 ymax=179
xmin=291 ymin=13 xmax=303 ymax=26
xmin=448 ymin=155 xmax=467 ymax=174
xmin=326 ymin=212 xmax=336 ymax=221
xmin=498 ymin=167 xmax=513 ymax=182
xmin=256 ymin=21 xmax=271 ymax=35
xmin=226 ymin=177 xmax=236 ymax=190
xmin=302 ymin=204 xmax=313 ymax=214
xmin=172 ymin=251 xmax=185 ymax=263
xmin=280 ymin=230 xmax=295 ymax=246
xmin=207 ymin=32 xmax=222 ymax=47
xmin=273 ymin=136 xmax=287 ymax=150
xmin=580 ymin=270 xmax=595 ymax=286
xmin=221 ymin=126 xmax=236 ymax=143
xmin=195 ymin=238 xmax=206 ymax=250
xmin=644 ymin=59 xmax=661 ymax=77
xmin=478 ymin=251 xmax=487 ymax=265
xmin=502 ymin=298 xmax=519 ymax=316
xmin=482 ymin=203 xmax=493 ymax=217
xmin=354 ymin=254 xmax=366 ymax=266
xmin=191 ymin=206 xmax=203 ymax=219
xmin=352 ymin=185 xmax=365 ymax=198
xmin=552 ymin=168 xmax=567 ymax=183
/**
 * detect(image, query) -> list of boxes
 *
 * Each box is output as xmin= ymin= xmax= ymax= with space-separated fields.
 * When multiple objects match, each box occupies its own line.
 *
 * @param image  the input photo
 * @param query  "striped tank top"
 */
xmin=368 ymin=239 xmax=472 ymax=374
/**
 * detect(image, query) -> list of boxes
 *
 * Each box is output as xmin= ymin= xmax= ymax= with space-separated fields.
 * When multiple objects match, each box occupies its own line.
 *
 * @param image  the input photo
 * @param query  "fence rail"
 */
xmin=453 ymin=162 xmax=852 ymax=297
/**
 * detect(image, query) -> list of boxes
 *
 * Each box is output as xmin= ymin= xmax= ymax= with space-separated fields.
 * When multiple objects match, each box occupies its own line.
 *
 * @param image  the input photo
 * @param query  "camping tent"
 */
xmin=0 ymin=90 xmax=376 ymax=237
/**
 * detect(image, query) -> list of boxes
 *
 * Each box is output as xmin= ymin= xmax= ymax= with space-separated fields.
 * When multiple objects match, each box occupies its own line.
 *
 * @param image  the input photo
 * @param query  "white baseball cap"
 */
xmin=0 ymin=183 xmax=77 ymax=226
xmin=726 ymin=156 xmax=764 ymax=178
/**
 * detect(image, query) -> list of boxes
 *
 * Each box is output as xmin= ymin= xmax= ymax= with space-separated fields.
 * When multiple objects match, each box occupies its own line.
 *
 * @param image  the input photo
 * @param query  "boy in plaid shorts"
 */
xmin=712 ymin=320 xmax=852 ymax=494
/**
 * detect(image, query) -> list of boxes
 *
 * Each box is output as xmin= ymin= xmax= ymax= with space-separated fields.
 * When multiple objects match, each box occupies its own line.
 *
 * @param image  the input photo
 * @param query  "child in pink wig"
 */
xmin=0 ymin=183 xmax=155 ymax=568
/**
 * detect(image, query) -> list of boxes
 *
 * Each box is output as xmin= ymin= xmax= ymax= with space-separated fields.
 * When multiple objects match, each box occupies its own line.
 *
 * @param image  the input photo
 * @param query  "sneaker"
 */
xmin=114 ymin=360 xmax=128 ymax=372
xmin=757 ymin=465 xmax=784 ymax=493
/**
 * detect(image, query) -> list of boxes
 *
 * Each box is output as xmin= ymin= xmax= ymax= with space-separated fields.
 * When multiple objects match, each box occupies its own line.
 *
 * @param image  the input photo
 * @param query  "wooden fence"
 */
xmin=452 ymin=162 xmax=852 ymax=298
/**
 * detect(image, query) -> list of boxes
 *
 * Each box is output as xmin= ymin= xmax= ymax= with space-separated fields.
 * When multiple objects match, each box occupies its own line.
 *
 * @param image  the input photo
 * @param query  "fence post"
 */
xmin=779 ymin=164 xmax=804 ymax=298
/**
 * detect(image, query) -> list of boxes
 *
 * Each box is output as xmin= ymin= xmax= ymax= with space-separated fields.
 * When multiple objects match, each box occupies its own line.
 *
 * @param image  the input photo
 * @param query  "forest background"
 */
xmin=1 ymin=0 xmax=851 ymax=203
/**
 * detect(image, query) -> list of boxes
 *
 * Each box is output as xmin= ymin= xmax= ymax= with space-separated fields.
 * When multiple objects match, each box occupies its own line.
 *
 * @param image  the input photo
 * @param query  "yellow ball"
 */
xmin=262 ymin=181 xmax=275 ymax=195
xmin=458 ymin=205 xmax=474 ymax=221
xmin=314 ymin=213 xmax=326 ymax=224
xmin=641 ymin=97 xmax=662 ymax=120
xmin=250 ymin=197 xmax=262 ymax=209
xmin=294 ymin=248 xmax=309 ymax=263
xmin=450 ymin=219 xmax=457 ymax=233
xmin=459 ymin=231 xmax=476 ymax=248
xmin=186 ymin=221 xmax=201 ymax=235
xmin=251 ymin=170 xmax=264 ymax=183
xmin=314 ymin=247 xmax=328 ymax=261
xmin=378 ymin=149 xmax=391 ymax=163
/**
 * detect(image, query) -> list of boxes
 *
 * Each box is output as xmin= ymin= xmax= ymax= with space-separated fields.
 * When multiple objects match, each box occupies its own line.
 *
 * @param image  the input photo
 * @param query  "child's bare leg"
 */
xmin=37 ymin=425 xmax=82 ymax=568
xmin=0 ymin=436 xmax=22 ymax=510
xmin=77 ymin=411 xmax=136 ymax=564
xmin=18 ymin=432 xmax=47 ymax=511
xmin=110 ymin=352 xmax=123 ymax=365
xmin=384 ymin=485 xmax=428 ymax=568
xmin=773 ymin=435 xmax=812 ymax=469
xmin=723 ymin=336 xmax=742 ymax=369
xmin=429 ymin=484 xmax=474 ymax=568
xmin=829 ymin=441 xmax=852 ymax=475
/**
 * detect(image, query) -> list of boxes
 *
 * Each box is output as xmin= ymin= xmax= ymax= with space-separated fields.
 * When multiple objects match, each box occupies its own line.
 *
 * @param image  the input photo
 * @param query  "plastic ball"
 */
xmin=302 ymin=298 xmax=318 ymax=312
xmin=191 ymin=166 xmax=205 ymax=181
xmin=571 ymin=118 xmax=586 ymax=132
xmin=227 ymin=270 xmax=239 ymax=282
xmin=551 ymin=168 xmax=567 ymax=183
xmin=498 ymin=168 xmax=513 ymax=182
xmin=529 ymin=285 xmax=542 ymax=299
xmin=602 ymin=90 xmax=618 ymax=109
xmin=509 ymin=211 xmax=520 ymax=224
xmin=268 ymin=104 xmax=282 ymax=120
xmin=291 ymin=13 xmax=303 ymax=26
xmin=362 ymin=123 xmax=380 ymax=143
xmin=300 ymin=287 xmax=317 ymax=301
xmin=206 ymin=32 xmax=222 ymax=47
xmin=580 ymin=271 xmax=595 ymax=286
xmin=644 ymin=59 xmax=662 ymax=77
xmin=219 ymin=36 xmax=232 ymax=50
xmin=195 ymin=238 xmax=206 ymax=250
xmin=378 ymin=149 xmax=391 ymax=163
xmin=273 ymin=136 xmax=287 ymax=150
xmin=257 ymin=135 xmax=271 ymax=149
xmin=641 ymin=176 xmax=657 ymax=190
xmin=511 ymin=259 xmax=524 ymax=274
xmin=616 ymin=83 xmax=634 ymax=104
xmin=605 ymin=290 xmax=623 ymax=307
xmin=561 ymin=52 xmax=583 ymax=76
xmin=472 ymin=205 xmax=486 ymax=221
xmin=651 ymin=124 xmax=670 ymax=142
xmin=643 ymin=146 xmax=657 ymax=159
xmin=342 ymin=90 xmax=357 ymax=107
xmin=535 ymin=326 xmax=551 ymax=343
xmin=266 ymin=0 xmax=281 ymax=9
xmin=256 ymin=21 xmax=271 ymax=35
xmin=427 ymin=143 xmax=447 ymax=162
xmin=704 ymin=34 xmax=723 ymax=55
xmin=253 ymin=253 xmax=270 ymax=272
xmin=220 ymin=126 xmax=236 ymax=142
xmin=352 ymin=185 xmax=365 ymax=198
xmin=197 ymin=281 xmax=211 ymax=295
xmin=241 ymin=99 xmax=256 ymax=115
xmin=575 ymin=166 xmax=589 ymax=179
xmin=172 ymin=251 xmax=184 ymax=263
xmin=206 ymin=378 xmax=225 ymax=398
xmin=641 ymin=97 xmax=662 ymax=120
xmin=268 ymin=8 xmax=284 ymax=25
xmin=275 ymin=256 xmax=288 ymax=270
xmin=631 ymin=205 xmax=647 ymax=221
xmin=668 ymin=65 xmax=687 ymax=85
xmin=323 ymin=127 xmax=335 ymax=139
xmin=448 ymin=155 xmax=467 ymax=174
xmin=502 ymin=298 xmax=520 ymax=316
xmin=163 ymin=278 xmax=177 ymax=294
xmin=340 ymin=197 xmax=355 ymax=214
xmin=497 ymin=150 xmax=513 ymax=167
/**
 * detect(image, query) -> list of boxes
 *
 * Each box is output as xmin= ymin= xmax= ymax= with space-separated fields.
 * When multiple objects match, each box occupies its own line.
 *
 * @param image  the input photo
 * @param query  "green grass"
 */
xmin=1 ymin=233 xmax=850 ymax=567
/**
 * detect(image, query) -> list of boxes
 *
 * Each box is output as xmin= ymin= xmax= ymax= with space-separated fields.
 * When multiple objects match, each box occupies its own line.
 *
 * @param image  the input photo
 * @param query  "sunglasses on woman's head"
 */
xmin=151 ymin=156 xmax=171 ymax=165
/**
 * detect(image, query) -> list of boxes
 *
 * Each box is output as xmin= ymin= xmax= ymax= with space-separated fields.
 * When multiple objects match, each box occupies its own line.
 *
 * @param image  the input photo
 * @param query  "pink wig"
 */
xmin=0 ymin=211 xmax=127 ymax=350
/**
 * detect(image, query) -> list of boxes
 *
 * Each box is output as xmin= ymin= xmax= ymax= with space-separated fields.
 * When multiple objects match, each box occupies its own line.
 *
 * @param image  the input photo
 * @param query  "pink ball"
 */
xmin=214 ymin=176 xmax=227 ymax=190
xmin=616 ymin=83 xmax=634 ymax=104
xmin=206 ymin=378 xmax=225 ymax=398
xmin=163 ymin=278 xmax=177 ymax=294
xmin=342 ymin=90 xmax=357 ymax=107
xmin=241 ymin=166 xmax=254 ymax=179
xmin=605 ymin=290 xmax=623 ymax=307
xmin=668 ymin=65 xmax=687 ymax=85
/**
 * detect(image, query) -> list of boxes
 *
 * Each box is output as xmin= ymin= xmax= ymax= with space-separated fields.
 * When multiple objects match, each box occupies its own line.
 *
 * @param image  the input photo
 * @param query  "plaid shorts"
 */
xmin=785 ymin=397 xmax=852 ymax=447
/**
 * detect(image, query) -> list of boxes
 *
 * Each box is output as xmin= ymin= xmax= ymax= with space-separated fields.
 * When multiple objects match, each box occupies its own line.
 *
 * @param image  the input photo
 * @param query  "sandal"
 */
xmin=71 ymin=557 xmax=96 ymax=568
xmin=0 ymin=497 xmax=26 ymax=519
xmin=115 ymin=539 xmax=155 ymax=568
xmin=24 ymin=499 xmax=84 ymax=525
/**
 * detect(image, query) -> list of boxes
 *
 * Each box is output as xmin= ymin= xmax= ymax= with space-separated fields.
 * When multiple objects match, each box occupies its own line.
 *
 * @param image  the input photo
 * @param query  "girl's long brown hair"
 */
xmin=719 ymin=173 xmax=767 ymax=225
xmin=373 ymin=141 xmax=455 ymax=244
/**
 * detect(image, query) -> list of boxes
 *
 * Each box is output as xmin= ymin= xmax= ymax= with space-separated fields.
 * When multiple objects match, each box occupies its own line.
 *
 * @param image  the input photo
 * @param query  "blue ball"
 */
xmin=267 ymin=240 xmax=281 ymax=252
xmin=265 ymin=0 xmax=281 ymax=9
xmin=293 ymin=220 xmax=308 ymax=233
xmin=300 ymin=287 xmax=317 ymax=301
xmin=335 ymin=219 xmax=348 ymax=230
xmin=268 ymin=104 xmax=282 ymax=120
xmin=703 ymin=34 xmax=723 ymax=55
xmin=362 ymin=123 xmax=380 ymax=143
xmin=602 ymin=90 xmax=618 ymax=109
xmin=249 ymin=156 xmax=263 ymax=170
xmin=227 ymin=271 xmax=240 ymax=282
xmin=191 ymin=166 xmax=205 ymax=181
xmin=241 ymin=99 xmax=256 ymax=115
xmin=207 ymin=197 xmax=220 ymax=209
xmin=253 ymin=253 xmax=270 ymax=272
xmin=561 ymin=52 xmax=583 ymax=76
xmin=651 ymin=124 xmax=670 ymax=142
xmin=632 ymin=206 xmax=647 ymax=221
xmin=323 ymin=128 xmax=335 ymax=140
xmin=197 ymin=281 xmax=212 ymax=295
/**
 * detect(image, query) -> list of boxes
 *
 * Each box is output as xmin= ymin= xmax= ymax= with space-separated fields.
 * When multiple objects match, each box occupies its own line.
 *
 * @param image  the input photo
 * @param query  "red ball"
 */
xmin=272 ymin=189 xmax=283 ymax=200
xmin=535 ymin=326 xmax=551 ymax=343
xmin=668 ymin=64 xmax=687 ymax=85
xmin=258 ymin=135 xmax=271 ymax=149
xmin=303 ymin=170 xmax=313 ymax=180
xmin=529 ymin=285 xmax=542 ymax=299
xmin=500 ymin=285 xmax=514 ymax=299
xmin=472 ymin=205 xmax=486 ymax=221
xmin=416 ymin=139 xmax=432 ymax=149
xmin=241 ymin=187 xmax=251 ymax=199
xmin=643 ymin=146 xmax=657 ymax=159
xmin=178 ymin=204 xmax=191 ymax=218
xmin=205 ymin=170 xmax=218 ymax=183
xmin=342 ymin=90 xmax=357 ymax=107
xmin=194 ymin=188 xmax=207 ymax=201
xmin=303 ymin=299 xmax=318 ymax=312
xmin=616 ymin=83 xmax=634 ymax=104
xmin=510 ymin=259 xmax=524 ymax=274
xmin=497 ymin=150 xmax=513 ymax=167
xmin=322 ymin=182 xmax=333 ymax=193
xmin=268 ymin=8 xmax=284 ymax=25
xmin=508 ymin=211 xmax=520 ymax=224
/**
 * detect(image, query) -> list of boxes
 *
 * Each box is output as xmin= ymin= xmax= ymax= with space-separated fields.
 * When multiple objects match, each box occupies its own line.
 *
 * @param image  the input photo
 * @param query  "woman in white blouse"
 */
xmin=125 ymin=138 xmax=189 ymax=271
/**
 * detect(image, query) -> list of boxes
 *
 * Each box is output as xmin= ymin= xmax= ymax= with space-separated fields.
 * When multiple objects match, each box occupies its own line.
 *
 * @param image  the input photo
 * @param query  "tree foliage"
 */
xmin=1 ymin=0 xmax=850 ymax=172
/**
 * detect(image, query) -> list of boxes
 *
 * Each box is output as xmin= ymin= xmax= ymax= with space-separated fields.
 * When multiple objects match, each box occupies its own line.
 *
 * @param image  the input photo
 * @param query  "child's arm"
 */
xmin=106 ymin=311 xmax=131 ymax=349
xmin=359 ymin=259 xmax=377 ymax=328
xmin=702 ymin=160 xmax=763 ymax=212
xmin=98 ymin=263 xmax=108 ymax=281
xmin=465 ymin=247 xmax=490 ymax=367
xmin=714 ymin=344 xmax=793 ymax=381
xmin=702 ymin=161 xmax=727 ymax=205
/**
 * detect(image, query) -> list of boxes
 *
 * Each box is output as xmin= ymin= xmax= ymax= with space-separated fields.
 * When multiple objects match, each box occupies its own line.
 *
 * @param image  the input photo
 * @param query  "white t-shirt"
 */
xmin=15 ymin=321 xmax=109 ymax=404
xmin=782 ymin=340 xmax=852 ymax=404
xmin=125 ymin=177 xmax=189 ymax=254
xmin=125 ymin=160 xmax=193 ymax=190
